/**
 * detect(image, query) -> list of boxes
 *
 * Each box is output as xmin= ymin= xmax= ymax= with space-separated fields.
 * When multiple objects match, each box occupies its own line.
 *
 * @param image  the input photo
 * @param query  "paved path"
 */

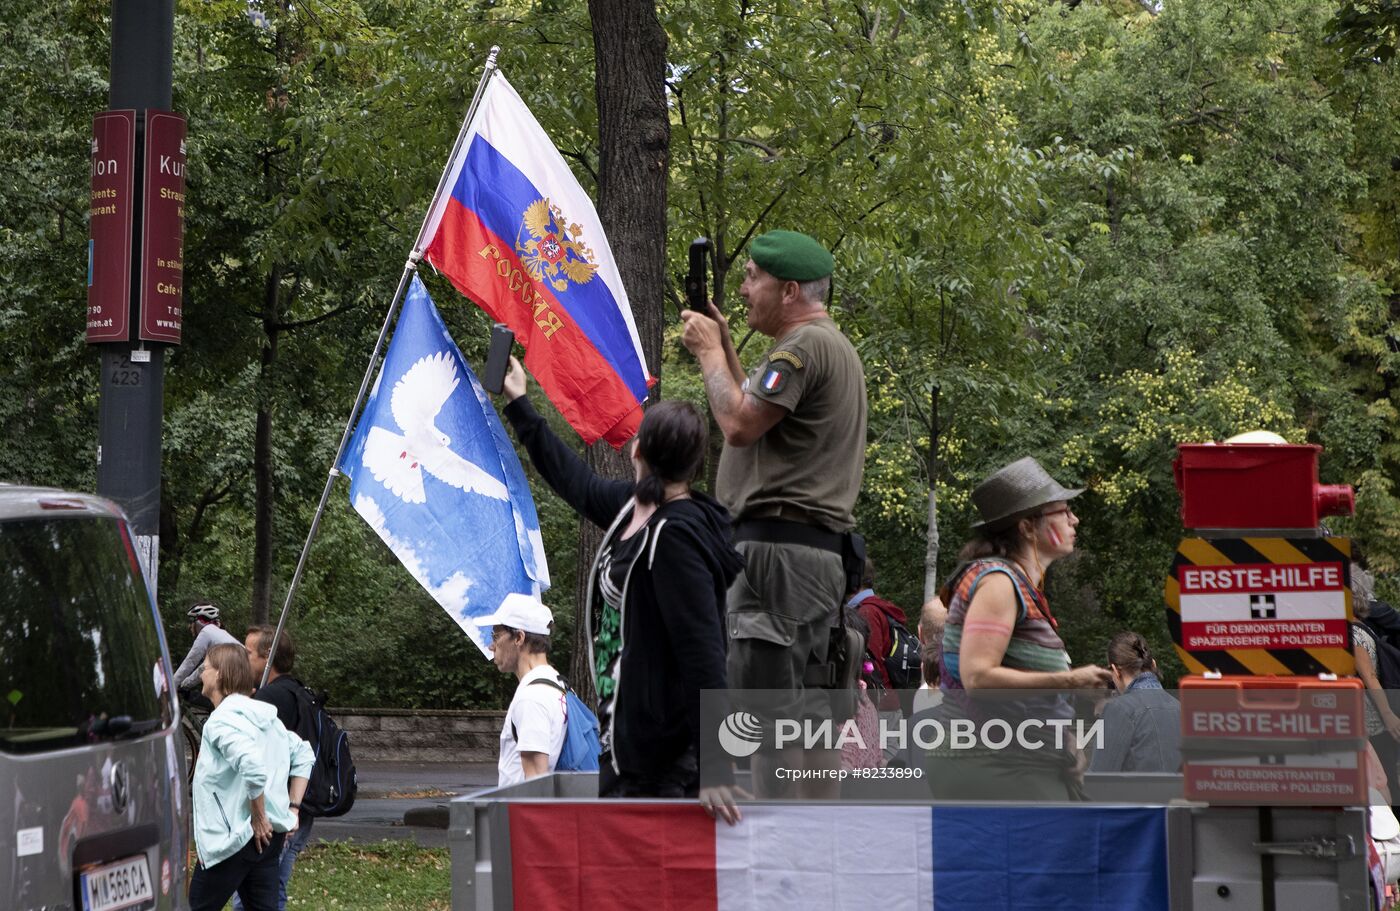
xmin=309 ymin=761 xmax=497 ymax=849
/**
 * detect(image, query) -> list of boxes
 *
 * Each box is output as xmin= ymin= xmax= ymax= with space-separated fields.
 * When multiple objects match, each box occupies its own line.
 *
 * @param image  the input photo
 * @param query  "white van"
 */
xmin=1 ymin=486 xmax=188 ymax=911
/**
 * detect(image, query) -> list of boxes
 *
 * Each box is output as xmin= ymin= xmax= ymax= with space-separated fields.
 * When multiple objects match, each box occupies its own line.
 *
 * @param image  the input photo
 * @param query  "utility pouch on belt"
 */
xmin=841 ymin=532 xmax=867 ymax=597
xmin=802 ymin=532 xmax=867 ymax=690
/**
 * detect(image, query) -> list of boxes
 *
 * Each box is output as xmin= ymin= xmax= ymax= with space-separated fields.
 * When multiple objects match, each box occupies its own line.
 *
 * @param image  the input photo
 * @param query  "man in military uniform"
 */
xmin=682 ymin=230 xmax=867 ymax=795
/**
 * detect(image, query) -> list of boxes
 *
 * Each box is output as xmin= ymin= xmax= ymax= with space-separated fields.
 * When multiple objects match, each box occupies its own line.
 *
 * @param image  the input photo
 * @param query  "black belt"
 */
xmin=732 ymin=517 xmax=844 ymax=555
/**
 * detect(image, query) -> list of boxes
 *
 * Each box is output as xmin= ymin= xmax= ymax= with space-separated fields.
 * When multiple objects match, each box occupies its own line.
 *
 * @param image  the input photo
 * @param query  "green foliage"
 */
xmin=0 ymin=1 xmax=107 ymax=490
xmin=1008 ymin=0 xmax=1400 ymax=672
xmin=1329 ymin=0 xmax=1400 ymax=64
xmin=5 ymin=0 xmax=1399 ymax=701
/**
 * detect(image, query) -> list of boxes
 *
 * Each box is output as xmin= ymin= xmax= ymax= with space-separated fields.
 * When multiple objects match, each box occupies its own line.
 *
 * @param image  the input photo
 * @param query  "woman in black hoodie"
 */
xmin=498 ymin=358 xmax=744 ymax=810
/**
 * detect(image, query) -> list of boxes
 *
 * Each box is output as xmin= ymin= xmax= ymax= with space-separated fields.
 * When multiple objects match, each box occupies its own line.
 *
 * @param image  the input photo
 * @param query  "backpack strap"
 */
xmin=513 ymin=675 xmax=569 ymax=742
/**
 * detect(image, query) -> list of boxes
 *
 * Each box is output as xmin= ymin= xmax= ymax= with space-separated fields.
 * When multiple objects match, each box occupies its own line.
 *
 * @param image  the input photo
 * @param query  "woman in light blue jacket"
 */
xmin=189 ymin=643 xmax=314 ymax=911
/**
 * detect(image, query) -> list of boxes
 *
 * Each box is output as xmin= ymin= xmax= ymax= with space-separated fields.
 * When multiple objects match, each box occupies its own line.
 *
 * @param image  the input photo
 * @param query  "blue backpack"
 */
xmin=517 ymin=676 xmax=601 ymax=772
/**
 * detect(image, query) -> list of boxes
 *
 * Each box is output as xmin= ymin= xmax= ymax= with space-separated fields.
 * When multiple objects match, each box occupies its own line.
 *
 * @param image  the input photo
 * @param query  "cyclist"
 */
xmin=172 ymin=601 xmax=240 ymax=710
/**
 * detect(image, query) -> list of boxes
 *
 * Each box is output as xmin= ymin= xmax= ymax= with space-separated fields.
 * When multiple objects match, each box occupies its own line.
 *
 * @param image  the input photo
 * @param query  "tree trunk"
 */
xmin=923 ymin=384 xmax=941 ymax=603
xmin=251 ymin=267 xmax=283 ymax=626
xmin=579 ymin=0 xmax=669 ymax=702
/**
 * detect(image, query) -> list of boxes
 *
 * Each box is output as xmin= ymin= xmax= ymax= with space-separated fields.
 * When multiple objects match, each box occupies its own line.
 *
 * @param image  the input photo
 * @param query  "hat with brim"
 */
xmin=970 ymin=456 xmax=1084 ymax=533
xmin=471 ymin=593 xmax=554 ymax=636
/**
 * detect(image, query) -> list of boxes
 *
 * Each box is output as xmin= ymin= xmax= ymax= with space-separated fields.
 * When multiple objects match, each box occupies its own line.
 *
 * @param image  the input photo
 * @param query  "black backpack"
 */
xmin=882 ymin=621 xmax=922 ymax=690
xmin=290 ymin=685 xmax=358 ymax=818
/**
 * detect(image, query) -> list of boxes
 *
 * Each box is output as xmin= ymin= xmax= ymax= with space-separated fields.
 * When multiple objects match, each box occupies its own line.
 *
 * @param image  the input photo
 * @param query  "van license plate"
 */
xmin=79 ymin=855 xmax=154 ymax=911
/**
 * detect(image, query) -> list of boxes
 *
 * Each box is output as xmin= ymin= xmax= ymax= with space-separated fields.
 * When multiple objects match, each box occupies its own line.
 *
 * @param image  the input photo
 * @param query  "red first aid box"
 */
xmin=1179 ymin=676 xmax=1367 ymax=805
xmin=1174 ymin=444 xmax=1353 ymax=530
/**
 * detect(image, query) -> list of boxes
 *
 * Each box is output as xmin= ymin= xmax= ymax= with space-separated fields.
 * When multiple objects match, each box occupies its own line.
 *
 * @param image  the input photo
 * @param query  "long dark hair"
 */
xmin=1107 ymin=631 xmax=1156 ymax=678
xmin=633 ymin=400 xmax=708 ymax=506
xmin=956 ymin=522 xmax=1025 ymax=562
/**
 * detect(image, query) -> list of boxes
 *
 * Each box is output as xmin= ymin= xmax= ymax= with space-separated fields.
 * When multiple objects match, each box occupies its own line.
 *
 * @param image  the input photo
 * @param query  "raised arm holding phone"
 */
xmin=681 ymin=229 xmax=869 ymax=799
xmin=494 ymin=356 xmax=746 ymax=822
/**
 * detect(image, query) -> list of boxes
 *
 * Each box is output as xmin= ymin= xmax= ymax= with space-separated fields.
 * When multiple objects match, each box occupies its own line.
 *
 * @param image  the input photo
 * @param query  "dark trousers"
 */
xmin=599 ymin=748 xmax=700 ymax=798
xmin=189 ymin=832 xmax=285 ymax=911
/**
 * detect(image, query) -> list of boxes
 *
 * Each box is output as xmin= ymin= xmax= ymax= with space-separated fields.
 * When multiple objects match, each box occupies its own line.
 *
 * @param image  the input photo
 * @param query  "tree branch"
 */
xmin=275 ymin=298 xmax=359 ymax=331
xmin=559 ymin=148 xmax=598 ymax=185
xmin=692 ymin=135 xmax=781 ymax=160
xmin=832 ymin=194 xmax=899 ymax=252
xmin=725 ymin=128 xmax=859 ymax=269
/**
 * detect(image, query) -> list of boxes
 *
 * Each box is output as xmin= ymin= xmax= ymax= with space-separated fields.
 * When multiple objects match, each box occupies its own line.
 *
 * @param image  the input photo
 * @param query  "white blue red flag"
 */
xmin=502 ymin=804 xmax=1169 ymax=909
xmin=339 ymin=275 xmax=550 ymax=658
xmin=421 ymin=73 xmax=652 ymax=448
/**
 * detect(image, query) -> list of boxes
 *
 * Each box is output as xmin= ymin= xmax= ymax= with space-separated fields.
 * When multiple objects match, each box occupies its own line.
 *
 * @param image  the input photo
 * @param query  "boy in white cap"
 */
xmin=474 ymin=593 xmax=567 ymax=786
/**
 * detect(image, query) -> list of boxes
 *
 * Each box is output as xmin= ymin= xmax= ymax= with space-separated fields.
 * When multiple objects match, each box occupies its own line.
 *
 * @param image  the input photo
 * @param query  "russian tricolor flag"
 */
xmin=421 ymin=73 xmax=653 ymax=448
xmin=503 ymin=803 xmax=1169 ymax=910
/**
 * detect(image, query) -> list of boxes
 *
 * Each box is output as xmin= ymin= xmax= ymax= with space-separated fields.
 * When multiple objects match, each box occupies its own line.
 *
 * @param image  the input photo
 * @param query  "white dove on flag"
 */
xmin=361 ymin=351 xmax=509 ymax=504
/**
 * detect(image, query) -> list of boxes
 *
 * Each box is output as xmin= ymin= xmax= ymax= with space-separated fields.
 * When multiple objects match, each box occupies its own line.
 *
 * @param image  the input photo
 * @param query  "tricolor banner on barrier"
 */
xmin=504 ymin=803 xmax=1169 ymax=910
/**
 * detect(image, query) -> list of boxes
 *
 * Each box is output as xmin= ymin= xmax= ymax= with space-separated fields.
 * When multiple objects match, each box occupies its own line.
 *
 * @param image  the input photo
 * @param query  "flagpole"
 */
xmin=260 ymin=46 xmax=503 ymax=687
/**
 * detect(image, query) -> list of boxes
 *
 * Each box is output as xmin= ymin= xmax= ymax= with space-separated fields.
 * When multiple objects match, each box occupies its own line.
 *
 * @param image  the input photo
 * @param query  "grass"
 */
xmin=284 ymin=839 xmax=450 ymax=910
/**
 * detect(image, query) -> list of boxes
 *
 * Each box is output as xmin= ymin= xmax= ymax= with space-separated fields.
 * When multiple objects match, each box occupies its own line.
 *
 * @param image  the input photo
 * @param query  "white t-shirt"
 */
xmin=498 ymin=665 xmax=567 ymax=787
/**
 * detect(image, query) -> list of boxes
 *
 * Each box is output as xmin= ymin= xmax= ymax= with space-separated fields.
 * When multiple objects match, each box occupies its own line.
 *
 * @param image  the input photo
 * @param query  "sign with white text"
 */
xmin=1164 ymin=537 xmax=1354 ymax=676
xmin=87 ymin=110 xmax=137 ymax=343
xmin=1180 ymin=677 xmax=1366 ymax=805
xmin=139 ymin=111 xmax=186 ymax=343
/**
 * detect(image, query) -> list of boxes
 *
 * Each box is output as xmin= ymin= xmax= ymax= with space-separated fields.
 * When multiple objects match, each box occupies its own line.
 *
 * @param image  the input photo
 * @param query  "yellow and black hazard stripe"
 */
xmin=1163 ymin=536 xmax=1353 ymax=676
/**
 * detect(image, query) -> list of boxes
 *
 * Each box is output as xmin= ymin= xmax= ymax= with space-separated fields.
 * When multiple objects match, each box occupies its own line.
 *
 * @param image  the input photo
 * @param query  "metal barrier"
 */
xmin=1166 ymin=805 xmax=1371 ymax=911
xmin=448 ymin=772 xmax=1206 ymax=910
xmin=449 ymin=773 xmax=1373 ymax=910
xmin=449 ymin=772 xmax=600 ymax=911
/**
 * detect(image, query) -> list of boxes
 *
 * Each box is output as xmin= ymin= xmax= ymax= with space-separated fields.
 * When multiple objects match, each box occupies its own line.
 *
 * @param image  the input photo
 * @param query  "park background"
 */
xmin=4 ymin=0 xmax=1399 ymax=708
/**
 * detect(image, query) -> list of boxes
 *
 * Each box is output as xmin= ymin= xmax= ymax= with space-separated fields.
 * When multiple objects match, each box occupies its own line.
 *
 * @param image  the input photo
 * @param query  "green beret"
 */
xmin=749 ymin=230 xmax=833 ymax=282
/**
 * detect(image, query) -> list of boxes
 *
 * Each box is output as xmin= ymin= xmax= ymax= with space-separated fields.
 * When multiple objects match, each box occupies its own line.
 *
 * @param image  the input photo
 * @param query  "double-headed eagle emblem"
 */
xmin=516 ymin=199 xmax=599 ymax=292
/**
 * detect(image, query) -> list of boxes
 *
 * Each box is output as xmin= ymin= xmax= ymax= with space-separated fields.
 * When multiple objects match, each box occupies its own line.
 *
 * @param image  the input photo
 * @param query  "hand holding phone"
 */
xmin=501 ymin=356 xmax=527 ymax=401
xmin=684 ymin=237 xmax=711 ymax=313
xmin=483 ymin=324 xmax=515 ymax=395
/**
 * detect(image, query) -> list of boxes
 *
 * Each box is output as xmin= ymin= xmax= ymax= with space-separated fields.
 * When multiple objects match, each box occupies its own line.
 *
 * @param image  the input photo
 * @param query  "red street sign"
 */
xmin=87 ymin=110 xmax=137 ymax=343
xmin=139 ymin=111 xmax=187 ymax=343
xmin=1180 ymin=677 xmax=1366 ymax=805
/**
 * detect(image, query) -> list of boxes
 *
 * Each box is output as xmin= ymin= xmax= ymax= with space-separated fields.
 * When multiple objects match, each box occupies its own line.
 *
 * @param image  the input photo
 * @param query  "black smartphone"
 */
xmin=684 ymin=237 xmax=711 ymax=313
xmin=482 ymin=323 xmax=514 ymax=395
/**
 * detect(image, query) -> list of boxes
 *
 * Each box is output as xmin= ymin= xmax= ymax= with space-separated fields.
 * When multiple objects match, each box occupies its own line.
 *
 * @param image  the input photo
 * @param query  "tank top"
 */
xmin=940 ymin=558 xmax=1072 ymax=694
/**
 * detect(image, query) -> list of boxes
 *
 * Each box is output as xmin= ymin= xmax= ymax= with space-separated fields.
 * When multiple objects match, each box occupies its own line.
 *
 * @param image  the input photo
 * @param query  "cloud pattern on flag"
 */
xmin=339 ymin=275 xmax=548 ymax=658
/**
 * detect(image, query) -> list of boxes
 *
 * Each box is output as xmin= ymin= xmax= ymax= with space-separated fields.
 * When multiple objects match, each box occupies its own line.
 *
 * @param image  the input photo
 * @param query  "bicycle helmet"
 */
xmin=187 ymin=602 xmax=221 ymax=622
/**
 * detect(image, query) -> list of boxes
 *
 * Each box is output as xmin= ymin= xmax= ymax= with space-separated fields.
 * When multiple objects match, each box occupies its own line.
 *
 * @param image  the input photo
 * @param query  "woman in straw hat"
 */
xmin=926 ymin=457 xmax=1113 ymax=800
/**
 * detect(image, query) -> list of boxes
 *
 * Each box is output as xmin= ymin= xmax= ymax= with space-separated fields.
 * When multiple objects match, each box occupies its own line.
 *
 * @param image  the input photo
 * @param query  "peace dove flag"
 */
xmin=339 ymin=275 xmax=548 ymax=657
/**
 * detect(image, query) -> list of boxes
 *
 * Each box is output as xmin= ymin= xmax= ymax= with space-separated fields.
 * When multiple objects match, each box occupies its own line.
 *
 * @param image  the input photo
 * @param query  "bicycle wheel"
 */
xmin=181 ymin=716 xmax=200 ymax=786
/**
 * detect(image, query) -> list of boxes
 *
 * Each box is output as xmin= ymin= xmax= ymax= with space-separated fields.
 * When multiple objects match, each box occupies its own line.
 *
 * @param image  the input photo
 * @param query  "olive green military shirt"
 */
xmin=716 ymin=317 xmax=867 ymax=531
